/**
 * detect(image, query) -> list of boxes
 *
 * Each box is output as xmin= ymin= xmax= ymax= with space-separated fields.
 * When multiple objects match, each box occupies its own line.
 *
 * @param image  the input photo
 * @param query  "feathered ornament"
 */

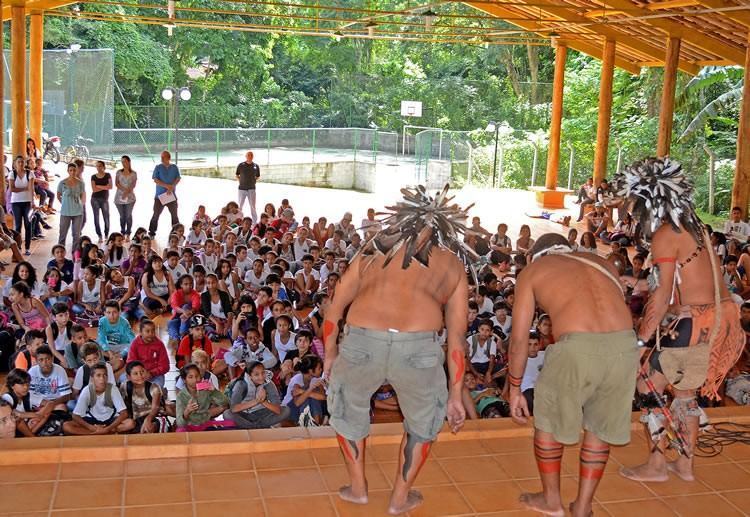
xmin=612 ymin=157 xmax=704 ymax=245
xmin=354 ymin=184 xmax=480 ymax=280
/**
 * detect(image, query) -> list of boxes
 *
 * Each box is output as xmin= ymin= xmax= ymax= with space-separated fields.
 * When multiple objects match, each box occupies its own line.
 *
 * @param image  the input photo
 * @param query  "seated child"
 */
xmin=97 ymin=300 xmax=136 ymax=373
xmin=175 ymin=349 xmax=219 ymax=392
xmin=119 ymin=360 xmax=167 ymax=433
xmin=279 ymin=330 xmax=316 ymax=386
xmin=176 ymin=315 xmax=214 ymax=369
xmin=282 ymin=355 xmax=326 ymax=426
xmin=270 ymin=314 xmax=297 ymax=363
xmin=63 ymin=363 xmax=130 ymax=435
xmin=371 ymin=383 xmax=400 ymax=413
xmin=0 ymin=399 xmax=16 ymax=439
xmin=223 ymin=360 xmax=289 ymax=429
xmin=463 ymin=372 xmax=509 ymax=419
xmin=466 ymin=319 xmax=502 ymax=387
xmin=28 ymin=345 xmax=72 ymax=436
xmin=225 ymin=327 xmax=277 ymax=379
xmin=126 ymin=319 xmax=169 ymax=387
xmin=175 ymin=363 xmax=232 ymax=432
xmin=72 ymin=342 xmax=117 ymax=400
xmin=520 ymin=330 xmax=545 ymax=415
xmin=45 ymin=303 xmax=78 ymax=369
xmin=1 ymin=368 xmax=35 ymax=436
xmin=13 ymin=330 xmax=45 ymax=371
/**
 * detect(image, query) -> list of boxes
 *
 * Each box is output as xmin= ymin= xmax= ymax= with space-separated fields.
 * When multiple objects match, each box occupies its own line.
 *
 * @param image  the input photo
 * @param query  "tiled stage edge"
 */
xmin=2 ymin=407 xmax=748 ymax=466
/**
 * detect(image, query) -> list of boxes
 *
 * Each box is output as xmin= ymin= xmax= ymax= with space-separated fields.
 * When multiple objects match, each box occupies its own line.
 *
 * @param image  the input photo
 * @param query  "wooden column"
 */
xmin=29 ymin=12 xmax=44 ymax=150
xmin=593 ymin=39 xmax=616 ymax=186
xmin=732 ymin=33 xmax=750 ymax=215
xmin=11 ymin=5 xmax=27 ymax=158
xmin=657 ymin=36 xmax=681 ymax=157
xmin=545 ymin=42 xmax=567 ymax=190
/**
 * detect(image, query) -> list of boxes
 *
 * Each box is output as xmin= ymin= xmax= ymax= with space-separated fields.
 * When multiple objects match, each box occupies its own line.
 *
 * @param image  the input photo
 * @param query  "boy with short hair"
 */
xmin=244 ymin=258 xmax=268 ymax=292
xmin=265 ymin=273 xmax=288 ymax=302
xmin=97 ymin=300 xmax=136 ymax=372
xmin=64 ymin=363 xmax=129 ymax=435
xmin=165 ymin=250 xmax=187 ymax=285
xmin=490 ymin=301 xmax=513 ymax=341
xmin=235 ymin=245 xmax=253 ymax=278
xmin=120 ymin=360 xmax=165 ymax=433
xmin=13 ymin=330 xmax=45 ymax=370
xmin=126 ymin=319 xmax=169 ymax=387
xmin=202 ymin=239 xmax=219 ymax=274
xmin=466 ymin=319 xmax=499 ymax=387
xmin=47 ymin=245 xmax=75 ymax=284
xmin=225 ymin=327 xmax=278 ymax=375
xmin=319 ymin=250 xmax=336 ymax=284
xmin=28 ymin=345 xmax=72 ymax=433
xmin=180 ymin=247 xmax=201 ymax=275
xmin=520 ymin=330 xmax=545 ymax=416
xmin=72 ymin=342 xmax=116 ymax=399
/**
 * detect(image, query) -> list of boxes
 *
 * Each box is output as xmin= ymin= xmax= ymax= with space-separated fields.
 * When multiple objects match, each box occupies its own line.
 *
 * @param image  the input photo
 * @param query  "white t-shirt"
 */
xmin=202 ymin=253 xmax=218 ymax=274
xmin=521 ymin=351 xmax=545 ymax=392
xmin=490 ymin=315 xmax=512 ymax=337
xmin=293 ymin=238 xmax=313 ymax=261
xmin=295 ymin=268 xmax=320 ymax=286
xmin=244 ymin=269 xmax=268 ymax=289
xmin=236 ymin=258 xmax=253 ymax=278
xmin=275 ymin=331 xmax=298 ymax=362
xmin=186 ymin=230 xmax=207 ymax=247
xmin=478 ymin=298 xmax=494 ymax=315
xmin=324 ymin=238 xmax=346 ymax=256
xmin=29 ymin=364 xmax=72 ymax=408
xmin=319 ymin=263 xmax=334 ymax=284
xmin=73 ymin=362 xmax=116 ymax=391
xmin=466 ymin=336 xmax=497 ymax=364
xmin=2 ymin=279 xmax=48 ymax=300
xmin=73 ymin=384 xmax=126 ymax=421
xmin=47 ymin=281 xmax=72 ymax=306
xmin=724 ymin=220 xmax=750 ymax=242
xmin=282 ymin=373 xmax=323 ymax=406
xmin=165 ymin=263 xmax=187 ymax=285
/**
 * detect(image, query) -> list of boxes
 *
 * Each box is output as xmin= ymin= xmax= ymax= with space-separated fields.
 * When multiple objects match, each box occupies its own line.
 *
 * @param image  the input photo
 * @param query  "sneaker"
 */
xmin=42 ymin=223 xmax=53 ymax=230
xmin=24 ymin=250 xmax=31 ymax=256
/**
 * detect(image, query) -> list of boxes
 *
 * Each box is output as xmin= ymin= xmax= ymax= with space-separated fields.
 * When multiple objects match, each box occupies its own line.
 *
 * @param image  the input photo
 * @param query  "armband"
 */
xmin=508 ymin=373 xmax=522 ymax=387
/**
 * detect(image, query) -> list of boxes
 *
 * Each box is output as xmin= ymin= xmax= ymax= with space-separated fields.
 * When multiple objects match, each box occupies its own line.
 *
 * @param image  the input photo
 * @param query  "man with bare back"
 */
xmin=614 ymin=158 xmax=744 ymax=484
xmin=322 ymin=185 xmax=471 ymax=515
xmin=508 ymin=233 xmax=638 ymax=517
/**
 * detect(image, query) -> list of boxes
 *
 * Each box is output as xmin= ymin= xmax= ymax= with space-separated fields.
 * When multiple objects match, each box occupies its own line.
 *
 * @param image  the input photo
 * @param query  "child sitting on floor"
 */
xmin=223 ymin=361 xmax=289 ymax=429
xmin=72 ymin=342 xmax=117 ymax=401
xmin=126 ymin=319 xmax=169 ymax=388
xmin=225 ymin=327 xmax=278 ymax=378
xmin=64 ymin=362 xmax=129 ymax=435
xmin=176 ymin=315 xmax=213 ymax=369
xmin=282 ymin=355 xmax=326 ymax=426
xmin=119 ymin=360 xmax=168 ymax=434
xmin=175 ymin=349 xmax=219 ymax=393
xmin=175 ymin=363 xmax=232 ymax=432
xmin=1 ymin=368 xmax=35 ymax=436
xmin=97 ymin=300 xmax=136 ymax=374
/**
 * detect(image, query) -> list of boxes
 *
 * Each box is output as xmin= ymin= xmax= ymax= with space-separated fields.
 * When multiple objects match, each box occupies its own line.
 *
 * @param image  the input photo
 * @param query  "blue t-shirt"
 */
xmin=97 ymin=315 xmax=136 ymax=356
xmin=152 ymin=163 xmax=181 ymax=197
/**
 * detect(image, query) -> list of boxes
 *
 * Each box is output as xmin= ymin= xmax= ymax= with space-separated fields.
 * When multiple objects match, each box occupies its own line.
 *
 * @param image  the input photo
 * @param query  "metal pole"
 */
xmin=438 ymin=130 xmax=443 ymax=161
xmin=174 ymin=97 xmax=179 ymax=164
xmin=567 ymin=142 xmax=575 ymax=190
xmin=530 ymin=143 xmax=539 ymax=187
xmin=216 ymin=129 xmax=220 ymax=171
xmin=615 ymin=139 xmax=623 ymax=174
xmin=498 ymin=146 xmax=504 ymax=187
xmin=491 ymin=127 xmax=499 ymax=188
xmin=266 ymin=128 xmax=271 ymax=166
xmin=312 ymin=128 xmax=316 ymax=163
xmin=704 ymin=144 xmax=716 ymax=215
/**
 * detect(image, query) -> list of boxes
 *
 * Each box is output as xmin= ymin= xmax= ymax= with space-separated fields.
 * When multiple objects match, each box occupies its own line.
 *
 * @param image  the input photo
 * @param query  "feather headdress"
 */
xmin=612 ymin=157 xmax=704 ymax=245
xmin=357 ymin=184 xmax=479 ymax=274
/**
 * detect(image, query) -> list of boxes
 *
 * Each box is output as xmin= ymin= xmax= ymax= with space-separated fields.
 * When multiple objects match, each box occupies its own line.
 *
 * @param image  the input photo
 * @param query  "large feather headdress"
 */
xmin=612 ymin=157 xmax=704 ymax=245
xmin=357 ymin=184 xmax=479 ymax=274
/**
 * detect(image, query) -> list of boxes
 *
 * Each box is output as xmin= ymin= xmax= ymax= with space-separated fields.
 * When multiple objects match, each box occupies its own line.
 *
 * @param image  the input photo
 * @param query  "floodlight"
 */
xmin=161 ymin=88 xmax=174 ymax=101
xmin=179 ymin=88 xmax=192 ymax=101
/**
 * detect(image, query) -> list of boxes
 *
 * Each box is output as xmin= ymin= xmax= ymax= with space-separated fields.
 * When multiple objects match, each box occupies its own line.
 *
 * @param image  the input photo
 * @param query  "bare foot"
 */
xmin=388 ymin=490 xmax=423 ymax=515
xmin=619 ymin=463 xmax=668 ymax=482
xmin=338 ymin=485 xmax=368 ymax=505
xmin=666 ymin=460 xmax=695 ymax=482
xmin=570 ymin=501 xmax=593 ymax=517
xmin=519 ymin=492 xmax=564 ymax=517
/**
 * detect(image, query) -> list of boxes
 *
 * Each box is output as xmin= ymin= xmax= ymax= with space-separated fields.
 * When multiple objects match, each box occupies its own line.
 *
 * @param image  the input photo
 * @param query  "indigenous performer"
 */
xmin=615 ymin=158 xmax=745 ymax=483
xmin=509 ymin=233 xmax=639 ymax=517
xmin=323 ymin=185 xmax=470 ymax=515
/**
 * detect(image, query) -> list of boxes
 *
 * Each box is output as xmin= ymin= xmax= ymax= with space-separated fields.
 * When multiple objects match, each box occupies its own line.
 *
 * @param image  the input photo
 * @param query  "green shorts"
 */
xmin=534 ymin=330 xmax=638 ymax=445
xmin=328 ymin=325 xmax=448 ymax=442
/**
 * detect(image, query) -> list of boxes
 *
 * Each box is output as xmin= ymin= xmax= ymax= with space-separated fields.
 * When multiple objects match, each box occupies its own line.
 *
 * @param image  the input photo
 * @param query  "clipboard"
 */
xmin=158 ymin=191 xmax=176 ymax=205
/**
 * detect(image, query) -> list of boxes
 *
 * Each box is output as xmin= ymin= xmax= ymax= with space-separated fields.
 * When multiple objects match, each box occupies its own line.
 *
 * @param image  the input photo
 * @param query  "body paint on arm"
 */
xmin=450 ymin=349 xmax=465 ymax=386
xmin=323 ymin=319 xmax=336 ymax=343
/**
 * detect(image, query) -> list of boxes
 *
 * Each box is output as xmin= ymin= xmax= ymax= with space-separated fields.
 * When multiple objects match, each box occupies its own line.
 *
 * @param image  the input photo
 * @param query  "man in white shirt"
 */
xmin=360 ymin=208 xmax=382 ymax=238
xmin=324 ymin=229 xmax=347 ymax=258
xmin=520 ymin=331 xmax=545 ymax=415
xmin=334 ymin=212 xmax=356 ymax=243
xmin=724 ymin=206 xmax=750 ymax=243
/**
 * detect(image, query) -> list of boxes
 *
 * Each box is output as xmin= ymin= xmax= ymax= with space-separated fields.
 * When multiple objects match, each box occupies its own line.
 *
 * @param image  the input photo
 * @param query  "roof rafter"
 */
xmin=694 ymin=0 xmax=750 ymax=27
xmin=465 ymin=1 xmax=642 ymax=74
xmin=600 ymin=0 xmax=746 ymax=64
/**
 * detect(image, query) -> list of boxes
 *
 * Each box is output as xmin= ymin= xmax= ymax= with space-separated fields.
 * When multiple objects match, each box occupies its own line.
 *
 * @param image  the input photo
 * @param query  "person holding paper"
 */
xmin=148 ymin=150 xmax=181 ymax=238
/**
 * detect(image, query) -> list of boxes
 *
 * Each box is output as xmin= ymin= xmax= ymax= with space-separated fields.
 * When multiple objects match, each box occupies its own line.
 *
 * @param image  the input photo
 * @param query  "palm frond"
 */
xmin=679 ymin=86 xmax=743 ymax=141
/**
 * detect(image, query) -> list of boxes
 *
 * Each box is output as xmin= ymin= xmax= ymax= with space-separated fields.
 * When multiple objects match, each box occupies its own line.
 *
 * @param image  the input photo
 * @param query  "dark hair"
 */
xmin=81 ymin=244 xmax=101 ymax=270
xmin=35 ymin=345 xmax=53 ymax=358
xmin=477 ymin=285 xmax=488 ymax=297
xmin=725 ymin=255 xmax=739 ymax=266
xmin=193 ymin=265 xmax=206 ymax=275
xmin=265 ymin=273 xmax=281 ymax=285
xmin=313 ymin=292 xmax=328 ymax=306
xmin=477 ymin=318 xmax=493 ymax=330
xmin=323 ymin=250 xmax=335 ymax=259
xmin=125 ymin=360 xmax=145 ymax=375
xmin=529 ymin=329 xmax=541 ymax=340
xmin=179 ymin=363 xmax=201 ymax=379
xmin=80 ymin=341 xmax=101 ymax=359
xmin=216 ymin=259 xmax=232 ymax=281
xmin=294 ymin=355 xmax=322 ymax=374
xmin=106 ymin=233 xmax=125 ymax=263
xmin=10 ymin=281 xmax=31 ymax=298
xmin=301 ymin=254 xmax=314 ymax=262
xmin=238 ymin=295 xmax=257 ymax=312
xmin=51 ymin=244 xmax=66 ymax=255
xmin=493 ymin=301 xmax=508 ymax=312
xmin=166 ymin=250 xmax=180 ymax=260
xmin=296 ymin=329 xmax=313 ymax=343
xmin=25 ymin=329 xmax=45 ymax=345
xmin=51 ymin=302 xmax=70 ymax=315
xmin=181 ymin=247 xmax=194 ymax=256
xmin=732 ymin=206 xmax=742 ymax=213
xmin=258 ymin=286 xmax=273 ymax=298
xmin=139 ymin=318 xmax=155 ymax=331
xmin=104 ymin=299 xmax=121 ymax=311
xmin=43 ymin=267 xmax=63 ymax=287
xmin=11 ymin=261 xmax=38 ymax=290
xmin=490 ymin=250 xmax=511 ymax=265
xmin=144 ymin=255 xmax=164 ymax=287
xmin=6 ymin=368 xmax=31 ymax=388
xmin=91 ymin=362 xmax=108 ymax=375
xmin=276 ymin=314 xmax=293 ymax=327
xmin=468 ymin=300 xmax=479 ymax=311
xmin=580 ymin=231 xmax=598 ymax=250
xmin=741 ymin=302 xmax=750 ymax=311
xmin=71 ymin=324 xmax=86 ymax=335
xmin=244 ymin=360 xmax=264 ymax=376
xmin=177 ymin=274 xmax=194 ymax=288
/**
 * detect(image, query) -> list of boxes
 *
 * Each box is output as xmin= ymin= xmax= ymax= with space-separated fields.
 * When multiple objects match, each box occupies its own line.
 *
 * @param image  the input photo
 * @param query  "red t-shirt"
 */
xmin=176 ymin=335 xmax=214 ymax=368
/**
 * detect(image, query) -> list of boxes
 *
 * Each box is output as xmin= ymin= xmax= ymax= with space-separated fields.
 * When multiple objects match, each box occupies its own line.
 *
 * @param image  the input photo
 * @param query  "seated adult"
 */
xmin=269 ymin=208 xmax=295 ymax=239
xmin=575 ymin=177 xmax=596 ymax=222
xmin=585 ymin=203 xmax=609 ymax=238
xmin=724 ymin=206 xmax=750 ymax=243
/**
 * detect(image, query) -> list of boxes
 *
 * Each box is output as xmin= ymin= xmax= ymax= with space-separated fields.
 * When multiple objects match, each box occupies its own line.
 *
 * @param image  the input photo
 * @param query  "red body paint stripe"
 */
xmin=580 ymin=466 xmax=605 ymax=480
xmin=323 ymin=320 xmax=336 ymax=343
xmin=337 ymin=434 xmax=354 ymax=463
xmin=418 ymin=442 xmax=431 ymax=471
xmin=536 ymin=460 xmax=562 ymax=474
xmin=450 ymin=350 xmax=465 ymax=385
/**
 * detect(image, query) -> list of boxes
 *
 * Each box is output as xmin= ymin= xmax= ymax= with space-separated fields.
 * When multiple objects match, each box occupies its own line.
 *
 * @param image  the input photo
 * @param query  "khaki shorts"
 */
xmin=534 ymin=330 xmax=638 ymax=445
xmin=328 ymin=325 xmax=448 ymax=442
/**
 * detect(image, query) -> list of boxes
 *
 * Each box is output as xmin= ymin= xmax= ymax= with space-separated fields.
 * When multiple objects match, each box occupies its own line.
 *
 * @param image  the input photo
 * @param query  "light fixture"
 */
xmin=161 ymin=88 xmax=174 ymax=101
xmin=485 ymin=121 xmax=497 ymax=133
xmin=365 ymin=21 xmax=376 ymax=38
xmin=179 ymin=87 xmax=191 ymax=101
xmin=423 ymin=9 xmax=437 ymax=30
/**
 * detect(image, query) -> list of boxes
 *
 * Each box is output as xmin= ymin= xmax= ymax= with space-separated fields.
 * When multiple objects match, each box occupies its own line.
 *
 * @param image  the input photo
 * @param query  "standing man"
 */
xmin=236 ymin=151 xmax=260 ymax=223
xmin=508 ymin=233 xmax=639 ymax=517
xmin=148 ymin=150 xmax=181 ymax=238
xmin=614 ymin=158 xmax=744 ymax=483
xmin=323 ymin=185 xmax=471 ymax=515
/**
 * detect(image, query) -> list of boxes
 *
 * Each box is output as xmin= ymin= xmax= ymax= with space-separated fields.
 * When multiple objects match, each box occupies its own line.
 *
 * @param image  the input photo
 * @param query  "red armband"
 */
xmin=652 ymin=257 xmax=677 ymax=264
xmin=508 ymin=372 xmax=522 ymax=387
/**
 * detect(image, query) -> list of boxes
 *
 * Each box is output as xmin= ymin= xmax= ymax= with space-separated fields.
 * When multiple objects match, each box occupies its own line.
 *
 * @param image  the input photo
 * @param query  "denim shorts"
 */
xmin=328 ymin=325 xmax=448 ymax=442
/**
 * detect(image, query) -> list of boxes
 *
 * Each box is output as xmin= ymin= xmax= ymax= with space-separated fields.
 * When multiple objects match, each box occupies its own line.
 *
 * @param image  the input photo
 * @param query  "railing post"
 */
xmin=566 ymin=142 xmax=575 ymax=190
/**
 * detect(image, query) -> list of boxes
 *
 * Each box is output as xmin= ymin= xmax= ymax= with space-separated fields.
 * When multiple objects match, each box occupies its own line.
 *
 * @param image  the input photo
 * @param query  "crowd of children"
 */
xmin=1 ymin=174 xmax=749 ymax=439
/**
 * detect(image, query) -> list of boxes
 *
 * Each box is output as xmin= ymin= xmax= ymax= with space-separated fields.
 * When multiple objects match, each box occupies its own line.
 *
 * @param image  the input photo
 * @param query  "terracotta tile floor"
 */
xmin=2 ymin=430 xmax=749 ymax=516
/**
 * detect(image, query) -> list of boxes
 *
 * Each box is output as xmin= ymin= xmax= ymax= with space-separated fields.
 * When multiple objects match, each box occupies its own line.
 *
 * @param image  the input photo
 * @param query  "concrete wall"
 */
xmin=425 ymin=160 xmax=451 ymax=190
xmin=180 ymin=161 xmax=378 ymax=193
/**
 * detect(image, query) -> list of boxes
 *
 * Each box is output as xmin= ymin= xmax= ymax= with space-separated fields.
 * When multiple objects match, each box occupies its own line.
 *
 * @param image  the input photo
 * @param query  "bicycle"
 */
xmin=63 ymin=136 xmax=93 ymax=162
xmin=42 ymin=135 xmax=61 ymax=164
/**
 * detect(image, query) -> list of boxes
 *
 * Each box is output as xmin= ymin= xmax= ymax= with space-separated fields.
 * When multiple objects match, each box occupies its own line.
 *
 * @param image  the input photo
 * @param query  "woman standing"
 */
xmin=114 ymin=155 xmax=137 ymax=239
xmin=90 ymin=161 xmax=112 ymax=242
xmin=9 ymin=156 xmax=35 ymax=256
xmin=56 ymin=163 xmax=86 ymax=248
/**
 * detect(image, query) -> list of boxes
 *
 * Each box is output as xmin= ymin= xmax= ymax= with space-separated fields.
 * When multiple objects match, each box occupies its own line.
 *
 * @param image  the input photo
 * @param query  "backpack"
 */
xmin=50 ymin=320 xmax=74 ymax=342
xmin=8 ymin=347 xmax=31 ymax=371
xmin=224 ymin=376 xmax=249 ymax=401
xmin=86 ymin=382 xmax=116 ymax=417
xmin=8 ymin=390 xmax=32 ymax=412
xmin=469 ymin=335 xmax=493 ymax=362
xmin=125 ymin=380 xmax=154 ymax=417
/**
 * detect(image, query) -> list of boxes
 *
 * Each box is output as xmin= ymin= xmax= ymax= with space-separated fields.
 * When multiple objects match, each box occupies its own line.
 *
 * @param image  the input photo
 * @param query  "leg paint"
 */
xmin=579 ymin=444 xmax=609 ymax=480
xmin=337 ymin=433 xmax=360 ymax=462
xmin=401 ymin=433 xmax=432 ymax=481
xmin=390 ymin=433 xmax=433 ymax=515
xmin=533 ymin=436 xmax=563 ymax=475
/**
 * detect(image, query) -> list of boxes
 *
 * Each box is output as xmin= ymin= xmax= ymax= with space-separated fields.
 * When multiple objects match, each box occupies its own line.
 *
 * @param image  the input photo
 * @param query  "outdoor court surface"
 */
xmin=3 ymin=167 xmax=750 ymax=517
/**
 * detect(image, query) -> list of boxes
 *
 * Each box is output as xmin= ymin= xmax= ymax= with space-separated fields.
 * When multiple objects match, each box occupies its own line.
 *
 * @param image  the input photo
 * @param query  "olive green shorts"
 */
xmin=328 ymin=325 xmax=448 ymax=442
xmin=534 ymin=330 xmax=638 ymax=445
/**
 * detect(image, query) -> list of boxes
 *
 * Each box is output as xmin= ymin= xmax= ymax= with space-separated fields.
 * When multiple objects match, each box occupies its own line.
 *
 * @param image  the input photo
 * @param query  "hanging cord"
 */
xmin=114 ymin=78 xmax=155 ymax=163
xmin=695 ymin=421 xmax=750 ymax=457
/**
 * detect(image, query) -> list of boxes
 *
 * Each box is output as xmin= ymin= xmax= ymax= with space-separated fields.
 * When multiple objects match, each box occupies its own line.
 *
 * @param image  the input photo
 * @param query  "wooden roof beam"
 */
xmin=465 ymin=1 xmax=642 ymax=74
xmin=502 ymin=0 xmax=700 ymax=74
xmin=600 ymin=0 xmax=746 ymax=64
xmin=694 ymin=0 xmax=750 ymax=27
xmin=646 ymin=0 xmax=700 ymax=10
